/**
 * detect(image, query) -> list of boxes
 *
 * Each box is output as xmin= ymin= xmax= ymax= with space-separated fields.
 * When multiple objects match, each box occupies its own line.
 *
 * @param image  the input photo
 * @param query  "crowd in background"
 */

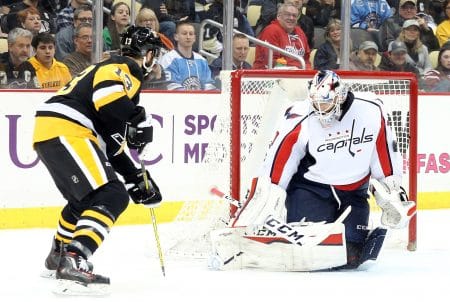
xmin=0 ymin=0 xmax=449 ymax=92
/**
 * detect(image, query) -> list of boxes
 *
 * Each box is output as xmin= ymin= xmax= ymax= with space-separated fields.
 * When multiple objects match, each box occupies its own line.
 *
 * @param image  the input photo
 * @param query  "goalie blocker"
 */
xmin=210 ymin=176 xmax=408 ymax=271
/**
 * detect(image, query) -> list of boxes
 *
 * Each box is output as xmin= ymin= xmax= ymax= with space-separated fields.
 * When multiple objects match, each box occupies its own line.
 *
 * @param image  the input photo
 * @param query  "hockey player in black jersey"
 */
xmin=33 ymin=26 xmax=164 ymax=295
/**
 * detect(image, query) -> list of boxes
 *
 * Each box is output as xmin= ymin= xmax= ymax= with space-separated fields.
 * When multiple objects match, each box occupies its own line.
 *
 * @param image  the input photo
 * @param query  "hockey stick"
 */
xmin=263 ymin=206 xmax=352 ymax=247
xmin=210 ymin=186 xmax=243 ymax=208
xmin=140 ymin=160 xmax=166 ymax=277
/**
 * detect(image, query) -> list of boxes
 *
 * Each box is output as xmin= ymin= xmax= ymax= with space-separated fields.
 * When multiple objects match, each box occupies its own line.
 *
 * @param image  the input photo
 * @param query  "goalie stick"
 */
xmin=210 ymin=187 xmax=243 ymax=208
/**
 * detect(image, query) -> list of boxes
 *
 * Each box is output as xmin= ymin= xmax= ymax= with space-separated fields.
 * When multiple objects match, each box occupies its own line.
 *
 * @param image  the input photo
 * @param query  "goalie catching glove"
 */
xmin=126 ymin=106 xmax=153 ymax=154
xmin=124 ymin=170 xmax=162 ymax=208
xmin=369 ymin=176 xmax=416 ymax=229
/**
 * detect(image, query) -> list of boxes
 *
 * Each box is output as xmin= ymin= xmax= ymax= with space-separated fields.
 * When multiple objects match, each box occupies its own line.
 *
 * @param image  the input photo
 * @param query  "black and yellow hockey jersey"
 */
xmin=33 ymin=55 xmax=145 ymax=176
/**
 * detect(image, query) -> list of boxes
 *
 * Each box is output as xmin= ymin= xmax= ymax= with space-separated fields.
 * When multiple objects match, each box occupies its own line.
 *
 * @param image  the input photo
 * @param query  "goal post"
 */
xmin=226 ymin=69 xmax=418 ymax=251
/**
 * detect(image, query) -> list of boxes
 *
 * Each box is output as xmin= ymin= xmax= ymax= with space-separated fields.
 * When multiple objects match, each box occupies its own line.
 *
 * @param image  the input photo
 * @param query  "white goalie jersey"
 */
xmin=260 ymin=91 xmax=403 ymax=190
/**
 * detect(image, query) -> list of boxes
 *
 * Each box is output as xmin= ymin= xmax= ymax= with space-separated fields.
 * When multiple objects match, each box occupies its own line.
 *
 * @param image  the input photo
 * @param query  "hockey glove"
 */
xmin=126 ymin=106 xmax=153 ymax=153
xmin=124 ymin=170 xmax=162 ymax=208
xmin=369 ymin=177 xmax=416 ymax=229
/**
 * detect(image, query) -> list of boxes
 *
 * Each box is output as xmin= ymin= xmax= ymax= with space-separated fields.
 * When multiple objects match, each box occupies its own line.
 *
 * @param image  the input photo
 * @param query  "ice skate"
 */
xmin=41 ymin=240 xmax=66 ymax=278
xmin=41 ymin=240 xmax=93 ymax=279
xmin=53 ymin=252 xmax=109 ymax=296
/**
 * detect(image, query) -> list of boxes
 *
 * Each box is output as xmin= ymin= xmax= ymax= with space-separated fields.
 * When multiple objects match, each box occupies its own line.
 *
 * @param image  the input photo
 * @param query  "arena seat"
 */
xmin=0 ymin=37 xmax=7 ymax=53
xmin=313 ymin=27 xmax=326 ymax=48
xmin=247 ymin=46 xmax=256 ymax=66
xmin=429 ymin=50 xmax=439 ymax=69
xmin=350 ymin=28 xmax=374 ymax=51
xmin=247 ymin=5 xmax=262 ymax=28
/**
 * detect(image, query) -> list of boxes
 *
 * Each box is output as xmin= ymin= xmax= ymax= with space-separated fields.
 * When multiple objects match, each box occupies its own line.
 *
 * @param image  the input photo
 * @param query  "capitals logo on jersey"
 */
xmin=317 ymin=119 xmax=374 ymax=156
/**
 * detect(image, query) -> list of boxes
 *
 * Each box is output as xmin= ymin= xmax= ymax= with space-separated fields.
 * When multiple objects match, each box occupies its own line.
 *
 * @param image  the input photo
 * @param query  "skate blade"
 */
xmin=40 ymin=269 xmax=56 ymax=279
xmin=53 ymin=279 xmax=110 ymax=296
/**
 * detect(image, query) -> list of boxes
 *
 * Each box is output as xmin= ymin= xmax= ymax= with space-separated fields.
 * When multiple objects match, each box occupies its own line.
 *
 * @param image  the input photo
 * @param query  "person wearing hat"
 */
xmin=379 ymin=0 xmax=439 ymax=52
xmin=379 ymin=40 xmax=421 ymax=78
xmin=348 ymin=40 xmax=380 ymax=71
xmin=396 ymin=18 xmax=433 ymax=74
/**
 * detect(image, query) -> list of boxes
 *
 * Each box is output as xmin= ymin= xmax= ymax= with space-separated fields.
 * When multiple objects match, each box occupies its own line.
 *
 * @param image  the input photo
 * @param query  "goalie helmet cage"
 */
xmin=227 ymin=69 xmax=417 ymax=251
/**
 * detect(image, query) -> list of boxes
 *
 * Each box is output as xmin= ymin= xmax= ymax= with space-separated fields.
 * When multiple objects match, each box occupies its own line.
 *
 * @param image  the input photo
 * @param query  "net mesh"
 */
xmin=165 ymin=70 xmax=416 ymax=258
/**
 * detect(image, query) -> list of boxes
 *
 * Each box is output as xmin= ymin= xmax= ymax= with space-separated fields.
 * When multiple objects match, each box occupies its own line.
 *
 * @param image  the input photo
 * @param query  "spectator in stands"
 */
xmin=55 ymin=4 xmax=92 ymax=61
xmin=435 ymin=0 xmax=450 ymax=47
xmin=423 ymin=43 xmax=450 ymax=91
xmin=0 ymin=0 xmax=56 ymax=34
xmin=209 ymin=33 xmax=252 ymax=87
xmin=253 ymin=3 xmax=310 ymax=69
xmin=378 ymin=40 xmax=420 ymax=76
xmin=17 ymin=6 xmax=43 ymax=35
xmin=165 ymin=0 xmax=196 ymax=22
xmin=61 ymin=22 xmax=92 ymax=77
xmin=0 ymin=27 xmax=39 ymax=88
xmin=348 ymin=40 xmax=380 ymax=70
xmin=28 ymin=32 xmax=71 ymax=89
xmin=140 ymin=0 xmax=180 ymax=44
xmin=428 ymin=0 xmax=447 ymax=26
xmin=135 ymin=7 xmax=174 ymax=52
xmin=103 ymin=1 xmax=130 ymax=52
xmin=395 ymin=19 xmax=432 ymax=74
xmin=305 ymin=0 xmax=340 ymax=27
xmin=56 ymin=0 xmax=89 ymax=32
xmin=351 ymin=0 xmax=392 ymax=31
xmin=254 ymin=0 xmax=314 ymax=48
xmin=379 ymin=0 xmax=439 ymax=52
xmin=201 ymin=0 xmax=254 ymax=58
xmin=159 ymin=21 xmax=216 ymax=90
xmin=314 ymin=18 xmax=342 ymax=70
xmin=134 ymin=8 xmax=169 ymax=90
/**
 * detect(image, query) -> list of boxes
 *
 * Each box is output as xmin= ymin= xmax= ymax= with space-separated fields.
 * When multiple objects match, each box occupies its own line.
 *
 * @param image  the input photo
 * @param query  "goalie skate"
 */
xmin=52 ymin=252 xmax=110 ymax=296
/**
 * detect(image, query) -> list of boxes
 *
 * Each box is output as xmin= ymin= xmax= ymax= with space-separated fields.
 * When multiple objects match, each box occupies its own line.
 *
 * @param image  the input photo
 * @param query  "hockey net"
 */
xmin=166 ymin=70 xmax=418 ymax=259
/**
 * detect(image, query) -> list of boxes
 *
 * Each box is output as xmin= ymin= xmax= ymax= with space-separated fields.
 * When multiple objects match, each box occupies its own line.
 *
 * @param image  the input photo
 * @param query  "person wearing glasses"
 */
xmin=55 ymin=4 xmax=92 ymax=61
xmin=17 ymin=6 xmax=44 ymax=36
xmin=253 ymin=3 xmax=310 ymax=69
xmin=56 ymin=0 xmax=91 ymax=31
xmin=62 ymin=22 xmax=93 ymax=77
xmin=379 ymin=0 xmax=439 ymax=51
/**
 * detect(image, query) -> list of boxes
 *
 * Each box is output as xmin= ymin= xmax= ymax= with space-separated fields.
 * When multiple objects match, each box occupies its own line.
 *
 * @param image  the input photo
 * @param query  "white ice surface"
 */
xmin=1 ymin=209 xmax=449 ymax=302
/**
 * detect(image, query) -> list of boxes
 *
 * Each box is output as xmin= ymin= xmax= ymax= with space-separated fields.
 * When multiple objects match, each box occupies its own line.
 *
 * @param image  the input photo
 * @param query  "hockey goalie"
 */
xmin=209 ymin=70 xmax=416 ymax=271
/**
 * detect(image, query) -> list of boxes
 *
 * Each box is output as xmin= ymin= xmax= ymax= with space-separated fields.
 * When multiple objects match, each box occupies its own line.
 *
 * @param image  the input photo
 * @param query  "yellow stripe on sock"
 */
xmin=59 ymin=216 xmax=76 ymax=231
xmin=82 ymin=209 xmax=114 ymax=227
xmin=73 ymin=228 xmax=103 ymax=247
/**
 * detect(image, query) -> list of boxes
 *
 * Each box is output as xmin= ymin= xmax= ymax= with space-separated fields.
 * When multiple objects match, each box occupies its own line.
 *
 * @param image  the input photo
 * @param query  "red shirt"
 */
xmin=253 ymin=19 xmax=311 ymax=69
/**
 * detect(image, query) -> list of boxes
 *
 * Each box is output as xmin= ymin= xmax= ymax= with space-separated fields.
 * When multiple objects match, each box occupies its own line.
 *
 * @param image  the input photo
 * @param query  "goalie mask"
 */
xmin=120 ymin=25 xmax=164 ymax=77
xmin=308 ymin=70 xmax=348 ymax=128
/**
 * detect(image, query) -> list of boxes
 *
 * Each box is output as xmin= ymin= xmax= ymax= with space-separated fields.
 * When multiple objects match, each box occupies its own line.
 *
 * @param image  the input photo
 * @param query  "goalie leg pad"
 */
xmin=210 ymin=224 xmax=348 ymax=271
